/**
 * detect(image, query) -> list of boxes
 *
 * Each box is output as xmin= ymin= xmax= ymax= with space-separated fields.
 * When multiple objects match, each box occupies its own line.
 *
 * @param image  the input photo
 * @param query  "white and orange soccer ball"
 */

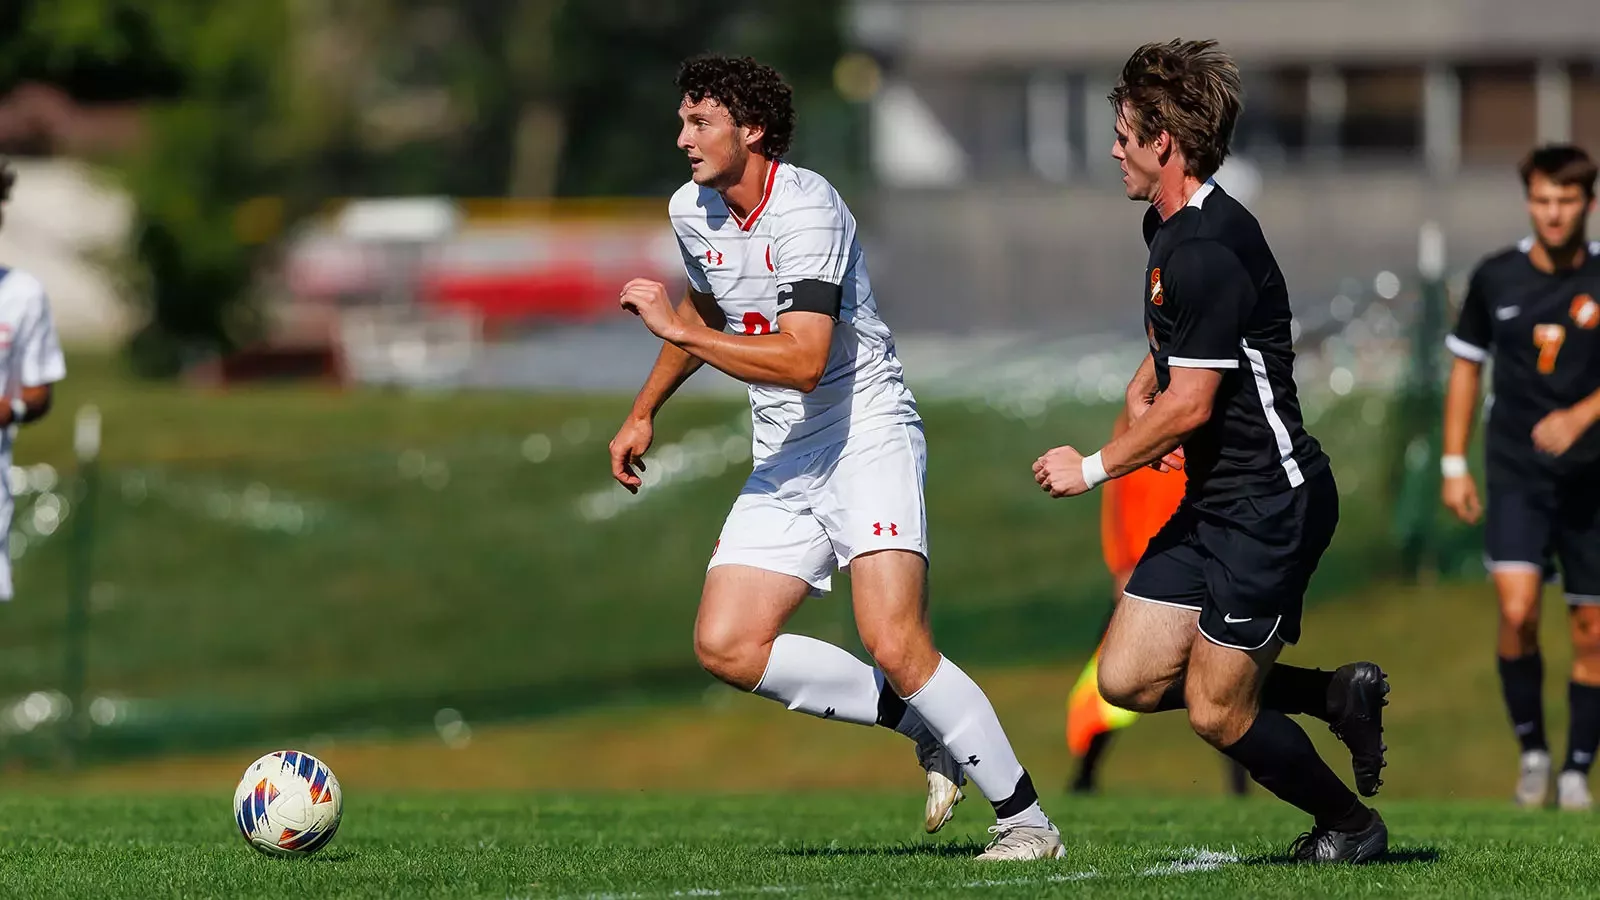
xmin=233 ymin=750 xmax=343 ymax=857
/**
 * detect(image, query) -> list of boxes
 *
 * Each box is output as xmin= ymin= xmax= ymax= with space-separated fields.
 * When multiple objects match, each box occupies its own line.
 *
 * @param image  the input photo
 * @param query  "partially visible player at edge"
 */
xmin=1033 ymin=40 xmax=1391 ymax=863
xmin=1441 ymin=144 xmax=1600 ymax=811
xmin=0 ymin=159 xmax=65 ymax=598
xmin=608 ymin=56 xmax=1062 ymax=860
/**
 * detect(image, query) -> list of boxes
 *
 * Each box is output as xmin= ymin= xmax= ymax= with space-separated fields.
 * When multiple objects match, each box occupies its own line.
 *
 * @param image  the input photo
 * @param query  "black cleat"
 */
xmin=1290 ymin=809 xmax=1389 ymax=864
xmin=1327 ymin=661 xmax=1388 ymax=797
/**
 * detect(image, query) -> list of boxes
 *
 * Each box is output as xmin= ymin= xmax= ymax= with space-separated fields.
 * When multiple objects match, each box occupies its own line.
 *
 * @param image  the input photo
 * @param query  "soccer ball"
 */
xmin=233 ymin=750 xmax=343 ymax=857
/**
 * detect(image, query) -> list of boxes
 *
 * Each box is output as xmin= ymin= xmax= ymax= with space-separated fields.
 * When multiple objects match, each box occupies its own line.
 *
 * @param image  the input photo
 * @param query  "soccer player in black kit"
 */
xmin=1442 ymin=144 xmax=1600 ymax=811
xmin=1035 ymin=40 xmax=1391 ymax=863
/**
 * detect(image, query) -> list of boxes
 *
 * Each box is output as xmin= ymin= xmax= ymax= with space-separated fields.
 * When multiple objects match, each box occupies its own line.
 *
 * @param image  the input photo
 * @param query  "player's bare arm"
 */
xmin=1440 ymin=356 xmax=1485 ymax=523
xmin=620 ymin=277 xmax=833 ymax=393
xmin=1125 ymin=353 xmax=1158 ymax=421
xmin=1532 ymin=385 xmax=1600 ymax=457
xmin=1034 ymin=366 xmax=1218 ymax=498
xmin=610 ymin=288 xmax=719 ymax=493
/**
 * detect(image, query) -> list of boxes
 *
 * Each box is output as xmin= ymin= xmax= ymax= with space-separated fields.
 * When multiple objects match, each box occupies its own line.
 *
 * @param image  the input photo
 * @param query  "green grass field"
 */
xmin=3 ymin=793 xmax=1598 ymax=899
xmin=0 ymin=353 xmax=1405 ymax=763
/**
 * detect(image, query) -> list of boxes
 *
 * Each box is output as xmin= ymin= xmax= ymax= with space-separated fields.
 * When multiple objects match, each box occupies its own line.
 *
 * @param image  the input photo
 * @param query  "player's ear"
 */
xmin=742 ymin=122 xmax=765 ymax=154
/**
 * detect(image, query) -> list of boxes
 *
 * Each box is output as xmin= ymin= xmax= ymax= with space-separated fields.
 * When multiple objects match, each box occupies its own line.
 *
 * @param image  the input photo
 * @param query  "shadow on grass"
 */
xmin=1245 ymin=847 xmax=1442 ymax=866
xmin=779 ymin=842 xmax=988 ymax=859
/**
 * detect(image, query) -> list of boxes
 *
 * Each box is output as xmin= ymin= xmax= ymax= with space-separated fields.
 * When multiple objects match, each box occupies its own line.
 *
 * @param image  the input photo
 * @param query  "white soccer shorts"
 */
xmin=708 ymin=421 xmax=929 ymax=593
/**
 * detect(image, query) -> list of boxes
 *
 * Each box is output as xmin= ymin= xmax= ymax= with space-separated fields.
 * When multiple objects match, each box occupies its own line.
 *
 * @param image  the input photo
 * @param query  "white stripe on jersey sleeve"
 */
xmin=1445 ymin=334 xmax=1488 ymax=363
xmin=1168 ymin=356 xmax=1241 ymax=369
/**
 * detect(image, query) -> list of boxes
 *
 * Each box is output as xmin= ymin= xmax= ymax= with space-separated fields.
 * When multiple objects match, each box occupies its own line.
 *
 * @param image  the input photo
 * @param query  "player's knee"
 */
xmin=692 ymin=622 xmax=763 ymax=689
xmin=1186 ymin=698 xmax=1246 ymax=748
xmin=860 ymin=628 xmax=936 ymax=691
xmin=1572 ymin=609 xmax=1600 ymax=655
xmin=1501 ymin=607 xmax=1541 ymax=647
xmin=1096 ymin=661 xmax=1159 ymax=713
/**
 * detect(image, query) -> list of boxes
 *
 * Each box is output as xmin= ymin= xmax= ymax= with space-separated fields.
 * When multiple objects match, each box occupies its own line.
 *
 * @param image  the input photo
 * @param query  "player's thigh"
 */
xmin=1100 ymin=516 xmax=1203 ymax=710
xmin=810 ymin=422 xmax=930 ymax=575
xmin=697 ymin=472 xmax=838 ymax=666
xmin=849 ymin=549 xmax=939 ymax=692
xmin=696 ymin=564 xmax=814 ymax=655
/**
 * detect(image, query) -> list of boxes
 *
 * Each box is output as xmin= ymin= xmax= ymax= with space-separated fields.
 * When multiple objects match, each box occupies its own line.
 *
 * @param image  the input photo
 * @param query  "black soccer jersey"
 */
xmin=1448 ymin=238 xmax=1600 ymax=481
xmin=1142 ymin=181 xmax=1328 ymax=503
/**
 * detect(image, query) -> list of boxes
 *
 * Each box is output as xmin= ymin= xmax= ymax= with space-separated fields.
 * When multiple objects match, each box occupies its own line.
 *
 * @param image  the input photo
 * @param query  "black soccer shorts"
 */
xmin=1123 ymin=466 xmax=1339 ymax=649
xmin=1484 ymin=474 xmax=1600 ymax=603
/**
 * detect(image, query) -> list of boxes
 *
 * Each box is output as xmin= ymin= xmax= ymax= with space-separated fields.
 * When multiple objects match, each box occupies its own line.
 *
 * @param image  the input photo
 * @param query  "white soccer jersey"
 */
xmin=671 ymin=162 xmax=919 ymax=463
xmin=0 ymin=268 xmax=67 ymax=599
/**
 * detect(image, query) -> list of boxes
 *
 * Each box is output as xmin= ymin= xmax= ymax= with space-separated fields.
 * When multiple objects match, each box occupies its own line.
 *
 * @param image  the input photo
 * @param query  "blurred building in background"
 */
xmin=852 ymin=0 xmax=1600 ymax=333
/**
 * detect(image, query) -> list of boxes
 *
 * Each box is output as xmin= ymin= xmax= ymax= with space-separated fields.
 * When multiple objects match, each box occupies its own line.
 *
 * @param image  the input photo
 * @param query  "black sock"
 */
xmin=1222 ymin=709 xmax=1366 ymax=830
xmin=1498 ymin=653 xmax=1548 ymax=753
xmin=1261 ymin=664 xmax=1336 ymax=721
xmin=1153 ymin=667 xmax=1335 ymax=719
xmin=1072 ymin=731 xmax=1114 ymax=793
xmin=1564 ymin=681 xmax=1600 ymax=774
xmin=993 ymin=771 xmax=1040 ymax=820
xmin=875 ymin=680 xmax=908 ymax=730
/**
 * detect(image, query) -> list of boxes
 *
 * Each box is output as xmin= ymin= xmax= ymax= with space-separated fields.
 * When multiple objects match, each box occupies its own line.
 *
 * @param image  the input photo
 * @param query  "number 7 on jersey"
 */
xmin=1534 ymin=323 xmax=1566 ymax=375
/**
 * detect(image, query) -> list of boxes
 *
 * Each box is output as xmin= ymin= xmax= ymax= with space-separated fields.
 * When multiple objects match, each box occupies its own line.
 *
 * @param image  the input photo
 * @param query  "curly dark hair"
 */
xmin=676 ymin=55 xmax=795 ymax=159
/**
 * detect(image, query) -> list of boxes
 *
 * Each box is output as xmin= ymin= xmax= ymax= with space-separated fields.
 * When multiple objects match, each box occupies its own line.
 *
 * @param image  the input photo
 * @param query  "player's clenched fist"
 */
xmin=619 ymin=279 xmax=682 ymax=341
xmin=1033 ymin=445 xmax=1090 ymax=498
xmin=609 ymin=416 xmax=654 ymax=494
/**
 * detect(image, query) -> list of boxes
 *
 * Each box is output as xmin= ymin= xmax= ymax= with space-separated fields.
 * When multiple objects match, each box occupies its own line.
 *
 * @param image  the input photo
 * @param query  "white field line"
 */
xmin=560 ymin=845 xmax=1238 ymax=900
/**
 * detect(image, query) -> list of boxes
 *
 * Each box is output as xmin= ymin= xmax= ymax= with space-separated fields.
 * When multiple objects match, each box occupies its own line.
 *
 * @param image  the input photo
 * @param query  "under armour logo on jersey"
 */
xmin=822 ymin=707 xmax=836 ymax=719
xmin=872 ymin=522 xmax=898 ymax=537
xmin=1495 ymin=305 xmax=1521 ymax=321
xmin=706 ymin=249 xmax=723 ymax=266
xmin=1149 ymin=267 xmax=1164 ymax=306
xmin=964 ymin=755 xmax=980 ymax=767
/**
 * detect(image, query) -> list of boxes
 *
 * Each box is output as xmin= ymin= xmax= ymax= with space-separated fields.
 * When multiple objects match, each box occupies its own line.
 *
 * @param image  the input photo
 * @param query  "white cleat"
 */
xmin=975 ymin=823 xmax=1067 ymax=861
xmin=1557 ymin=770 xmax=1593 ymax=812
xmin=1516 ymin=750 xmax=1552 ymax=808
xmin=916 ymin=736 xmax=964 ymax=833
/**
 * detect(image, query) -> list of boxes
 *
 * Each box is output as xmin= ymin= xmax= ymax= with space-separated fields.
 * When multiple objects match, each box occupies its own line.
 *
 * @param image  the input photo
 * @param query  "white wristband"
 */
xmin=1081 ymin=451 xmax=1109 ymax=489
xmin=8 ymin=398 xmax=24 ymax=425
xmin=1440 ymin=454 xmax=1468 ymax=478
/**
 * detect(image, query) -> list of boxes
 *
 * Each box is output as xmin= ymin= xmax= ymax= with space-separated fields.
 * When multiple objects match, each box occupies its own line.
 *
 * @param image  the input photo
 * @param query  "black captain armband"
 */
xmin=776 ymin=279 xmax=842 ymax=319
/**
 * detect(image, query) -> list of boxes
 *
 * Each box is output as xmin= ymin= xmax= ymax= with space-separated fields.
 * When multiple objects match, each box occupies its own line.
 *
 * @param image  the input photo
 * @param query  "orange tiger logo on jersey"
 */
xmin=1149 ymin=268 xmax=1164 ymax=306
xmin=1571 ymin=294 xmax=1599 ymax=330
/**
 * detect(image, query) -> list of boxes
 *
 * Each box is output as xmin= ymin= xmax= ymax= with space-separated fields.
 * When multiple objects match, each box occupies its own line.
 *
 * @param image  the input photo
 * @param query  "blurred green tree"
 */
xmin=1 ymin=0 xmax=852 ymax=377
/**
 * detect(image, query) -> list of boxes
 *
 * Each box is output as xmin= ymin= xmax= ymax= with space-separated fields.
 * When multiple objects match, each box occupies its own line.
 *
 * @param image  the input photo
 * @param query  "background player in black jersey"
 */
xmin=1034 ymin=40 xmax=1390 ymax=863
xmin=1441 ymin=144 xmax=1600 ymax=812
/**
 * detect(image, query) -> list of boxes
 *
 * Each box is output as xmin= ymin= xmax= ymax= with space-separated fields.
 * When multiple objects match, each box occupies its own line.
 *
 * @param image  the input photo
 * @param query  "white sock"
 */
xmin=905 ymin=655 xmax=1048 ymax=825
xmin=752 ymin=634 xmax=880 ymax=726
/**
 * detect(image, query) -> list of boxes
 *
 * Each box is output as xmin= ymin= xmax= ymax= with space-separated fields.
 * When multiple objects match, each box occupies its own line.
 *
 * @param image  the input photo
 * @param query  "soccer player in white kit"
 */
xmin=0 ymin=159 xmax=67 ymax=597
xmin=609 ymin=56 xmax=1062 ymax=860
